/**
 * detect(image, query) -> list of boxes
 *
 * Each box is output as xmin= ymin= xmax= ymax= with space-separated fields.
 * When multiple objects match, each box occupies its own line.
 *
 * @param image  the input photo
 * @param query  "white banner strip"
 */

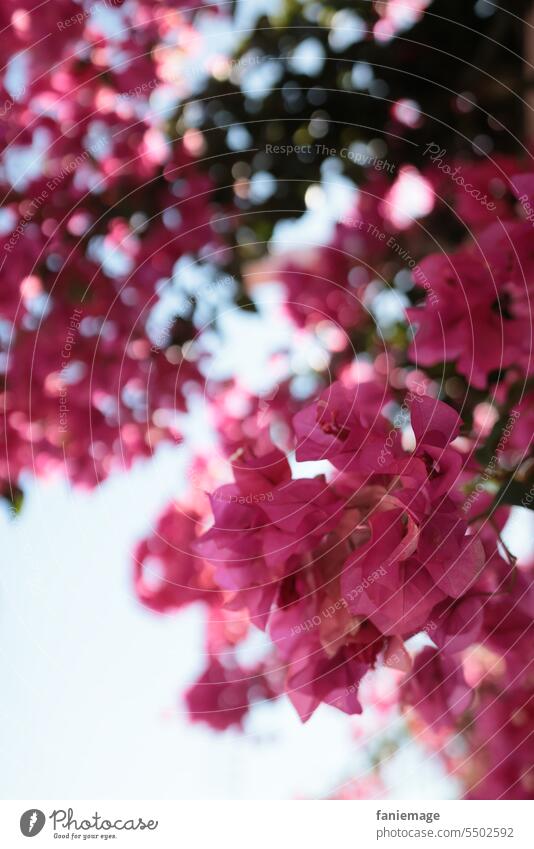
xmin=1 ymin=800 xmax=533 ymax=847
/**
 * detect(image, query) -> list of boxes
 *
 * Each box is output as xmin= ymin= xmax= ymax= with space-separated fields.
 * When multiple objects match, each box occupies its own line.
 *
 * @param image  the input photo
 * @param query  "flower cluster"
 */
xmin=190 ymin=378 xmax=501 ymax=724
xmin=408 ymin=169 xmax=534 ymax=388
xmin=0 ymin=0 xmax=226 ymax=490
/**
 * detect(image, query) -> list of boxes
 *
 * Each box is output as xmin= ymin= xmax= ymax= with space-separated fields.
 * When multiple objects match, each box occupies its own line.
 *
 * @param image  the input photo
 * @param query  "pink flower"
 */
xmin=402 ymin=647 xmax=472 ymax=730
xmin=185 ymin=657 xmax=270 ymax=731
xmin=133 ymin=505 xmax=219 ymax=613
xmin=407 ymin=182 xmax=534 ymax=387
